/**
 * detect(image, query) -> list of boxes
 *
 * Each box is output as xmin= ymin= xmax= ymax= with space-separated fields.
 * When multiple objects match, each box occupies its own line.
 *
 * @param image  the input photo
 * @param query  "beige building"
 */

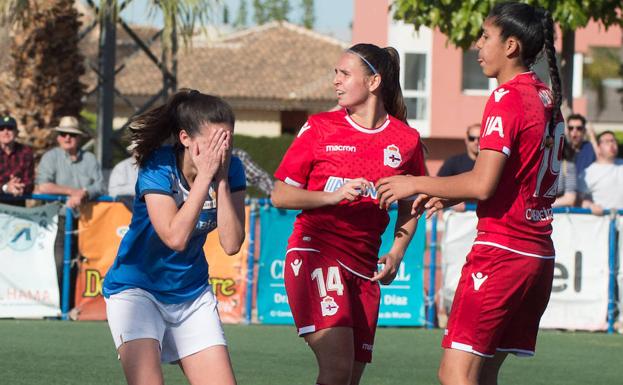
xmin=84 ymin=21 xmax=347 ymax=137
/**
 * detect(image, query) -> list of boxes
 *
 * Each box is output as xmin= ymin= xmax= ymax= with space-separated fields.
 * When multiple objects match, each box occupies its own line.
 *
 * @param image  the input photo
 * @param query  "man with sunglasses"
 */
xmin=0 ymin=115 xmax=34 ymax=206
xmin=35 ymin=116 xmax=105 ymax=208
xmin=438 ymin=123 xmax=480 ymax=178
xmin=35 ymin=116 xmax=105 ymax=306
xmin=566 ymin=113 xmax=596 ymax=177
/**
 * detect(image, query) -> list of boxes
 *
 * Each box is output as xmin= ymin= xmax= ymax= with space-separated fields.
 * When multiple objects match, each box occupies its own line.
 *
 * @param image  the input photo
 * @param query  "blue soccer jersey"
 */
xmin=103 ymin=145 xmax=246 ymax=303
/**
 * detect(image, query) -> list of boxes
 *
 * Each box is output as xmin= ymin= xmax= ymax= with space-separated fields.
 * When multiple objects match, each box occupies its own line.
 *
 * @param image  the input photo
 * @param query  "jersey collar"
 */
xmin=343 ymin=109 xmax=390 ymax=134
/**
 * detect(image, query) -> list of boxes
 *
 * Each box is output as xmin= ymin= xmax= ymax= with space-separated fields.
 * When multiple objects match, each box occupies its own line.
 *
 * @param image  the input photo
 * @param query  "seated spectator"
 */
xmin=552 ymin=141 xmax=578 ymax=207
xmin=108 ymin=144 xmax=138 ymax=197
xmin=35 ymin=116 xmax=105 ymax=208
xmin=232 ymin=147 xmax=274 ymax=196
xmin=0 ymin=115 xmax=34 ymax=206
xmin=579 ymin=131 xmax=623 ymax=215
xmin=566 ymin=113 xmax=597 ymax=177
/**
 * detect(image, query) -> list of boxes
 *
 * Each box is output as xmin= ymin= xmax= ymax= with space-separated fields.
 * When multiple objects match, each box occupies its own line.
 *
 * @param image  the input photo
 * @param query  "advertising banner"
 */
xmin=441 ymin=211 xmax=611 ymax=331
xmin=257 ymin=207 xmax=426 ymax=326
xmin=0 ymin=203 xmax=61 ymax=318
xmin=74 ymin=202 xmax=132 ymax=320
xmin=75 ymin=202 xmax=250 ymax=323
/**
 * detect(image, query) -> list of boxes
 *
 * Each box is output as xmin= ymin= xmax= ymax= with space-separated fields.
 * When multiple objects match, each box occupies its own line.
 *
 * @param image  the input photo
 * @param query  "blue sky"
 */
xmin=117 ymin=0 xmax=353 ymax=42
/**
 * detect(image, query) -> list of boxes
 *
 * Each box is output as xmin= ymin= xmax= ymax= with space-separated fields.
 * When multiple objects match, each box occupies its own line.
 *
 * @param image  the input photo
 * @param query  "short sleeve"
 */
xmin=137 ymin=150 xmax=174 ymax=199
xmin=228 ymin=156 xmax=246 ymax=192
xmin=479 ymin=88 xmax=522 ymax=157
xmin=564 ymin=161 xmax=577 ymax=193
xmin=274 ymin=119 xmax=317 ymax=188
xmin=35 ymin=150 xmax=56 ymax=185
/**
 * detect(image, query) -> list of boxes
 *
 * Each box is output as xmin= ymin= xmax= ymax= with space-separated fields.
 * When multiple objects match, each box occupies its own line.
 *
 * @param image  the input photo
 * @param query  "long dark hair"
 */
xmin=129 ymin=89 xmax=235 ymax=165
xmin=347 ymin=43 xmax=408 ymax=123
xmin=489 ymin=2 xmax=562 ymax=136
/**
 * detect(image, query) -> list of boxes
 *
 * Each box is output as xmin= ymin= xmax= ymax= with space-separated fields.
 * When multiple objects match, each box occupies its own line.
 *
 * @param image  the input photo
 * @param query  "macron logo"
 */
xmin=484 ymin=116 xmax=504 ymax=138
xmin=291 ymin=259 xmax=302 ymax=277
xmin=326 ymin=144 xmax=357 ymax=152
xmin=494 ymin=88 xmax=510 ymax=102
xmin=297 ymin=122 xmax=311 ymax=138
xmin=471 ymin=272 xmax=488 ymax=291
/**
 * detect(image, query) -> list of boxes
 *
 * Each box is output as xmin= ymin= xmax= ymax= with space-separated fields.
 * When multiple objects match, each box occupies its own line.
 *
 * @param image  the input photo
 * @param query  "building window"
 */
xmin=462 ymin=49 xmax=489 ymax=91
xmin=404 ymin=52 xmax=428 ymax=120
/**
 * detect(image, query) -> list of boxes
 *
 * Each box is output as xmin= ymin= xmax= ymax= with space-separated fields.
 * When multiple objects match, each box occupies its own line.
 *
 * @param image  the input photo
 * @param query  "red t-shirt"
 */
xmin=275 ymin=109 xmax=426 ymax=275
xmin=475 ymin=72 xmax=564 ymax=257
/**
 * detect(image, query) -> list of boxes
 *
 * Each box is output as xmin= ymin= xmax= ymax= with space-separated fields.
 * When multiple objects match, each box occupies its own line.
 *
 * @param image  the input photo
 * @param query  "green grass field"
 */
xmin=1 ymin=320 xmax=622 ymax=385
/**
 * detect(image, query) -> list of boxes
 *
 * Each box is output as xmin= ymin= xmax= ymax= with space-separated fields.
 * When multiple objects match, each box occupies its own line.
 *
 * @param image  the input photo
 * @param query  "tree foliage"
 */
xmin=234 ymin=0 xmax=248 ymax=28
xmin=253 ymin=0 xmax=290 ymax=24
xmin=393 ymin=0 xmax=623 ymax=50
xmin=301 ymin=0 xmax=314 ymax=29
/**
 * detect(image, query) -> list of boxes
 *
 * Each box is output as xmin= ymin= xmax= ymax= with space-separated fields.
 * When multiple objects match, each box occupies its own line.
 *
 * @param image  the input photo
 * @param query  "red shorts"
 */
xmin=441 ymin=244 xmax=554 ymax=357
xmin=284 ymin=245 xmax=380 ymax=363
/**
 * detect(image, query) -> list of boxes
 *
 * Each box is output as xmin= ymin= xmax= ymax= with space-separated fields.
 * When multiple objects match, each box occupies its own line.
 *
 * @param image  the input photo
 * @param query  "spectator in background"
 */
xmin=36 ymin=116 xmax=105 ymax=208
xmin=437 ymin=123 xmax=480 ymax=211
xmin=579 ymin=130 xmax=623 ymax=215
xmin=552 ymin=141 xmax=578 ymax=207
xmin=232 ymin=147 xmax=274 ymax=196
xmin=0 ymin=115 xmax=34 ymax=206
xmin=108 ymin=144 xmax=138 ymax=197
xmin=35 ymin=116 xmax=105 ymax=305
xmin=107 ymin=146 xmax=274 ymax=199
xmin=566 ymin=113 xmax=596 ymax=177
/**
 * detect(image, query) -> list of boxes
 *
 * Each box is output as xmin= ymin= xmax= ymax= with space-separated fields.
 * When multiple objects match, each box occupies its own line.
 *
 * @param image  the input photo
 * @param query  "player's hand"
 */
xmin=215 ymin=130 xmax=232 ymax=184
xmin=375 ymin=175 xmax=418 ymax=210
xmin=371 ymin=252 xmax=403 ymax=285
xmin=411 ymin=195 xmax=455 ymax=219
xmin=193 ymin=127 xmax=228 ymax=181
xmin=325 ymin=177 xmax=371 ymax=205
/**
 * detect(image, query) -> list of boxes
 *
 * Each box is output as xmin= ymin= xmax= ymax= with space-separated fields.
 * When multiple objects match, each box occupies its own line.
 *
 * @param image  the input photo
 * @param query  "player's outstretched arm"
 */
xmin=376 ymin=150 xmax=507 ymax=209
xmin=372 ymin=200 xmax=418 ymax=285
xmin=271 ymin=178 xmax=371 ymax=210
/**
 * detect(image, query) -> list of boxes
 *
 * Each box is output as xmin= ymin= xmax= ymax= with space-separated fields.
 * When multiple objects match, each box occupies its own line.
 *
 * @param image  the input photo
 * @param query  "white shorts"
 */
xmin=105 ymin=286 xmax=226 ymax=363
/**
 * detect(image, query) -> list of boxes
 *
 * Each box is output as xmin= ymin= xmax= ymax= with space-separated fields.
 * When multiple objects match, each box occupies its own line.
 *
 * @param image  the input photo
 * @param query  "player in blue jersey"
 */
xmin=103 ymin=89 xmax=246 ymax=385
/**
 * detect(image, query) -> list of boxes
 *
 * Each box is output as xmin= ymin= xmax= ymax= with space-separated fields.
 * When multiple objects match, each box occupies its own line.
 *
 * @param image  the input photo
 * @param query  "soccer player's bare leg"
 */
xmin=179 ymin=345 xmax=236 ymax=385
xmin=438 ymin=348 xmax=484 ymax=385
xmin=305 ymin=327 xmax=364 ymax=385
xmin=118 ymin=338 xmax=164 ymax=385
xmin=479 ymin=352 xmax=508 ymax=385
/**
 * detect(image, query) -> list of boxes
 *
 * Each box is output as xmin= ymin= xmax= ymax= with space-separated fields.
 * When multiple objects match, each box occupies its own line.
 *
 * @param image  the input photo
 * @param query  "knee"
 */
xmin=320 ymin=358 xmax=353 ymax=385
xmin=438 ymin=365 xmax=451 ymax=385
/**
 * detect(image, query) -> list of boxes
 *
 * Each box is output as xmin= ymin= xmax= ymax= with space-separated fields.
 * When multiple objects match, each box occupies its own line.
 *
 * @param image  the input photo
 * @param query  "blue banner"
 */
xmin=256 ymin=206 xmax=425 ymax=326
xmin=256 ymin=206 xmax=297 ymax=324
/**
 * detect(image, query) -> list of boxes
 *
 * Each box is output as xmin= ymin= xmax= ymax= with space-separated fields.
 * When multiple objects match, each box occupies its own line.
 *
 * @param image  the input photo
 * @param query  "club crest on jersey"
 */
xmin=321 ymin=296 xmax=339 ymax=316
xmin=484 ymin=116 xmax=504 ymax=138
xmin=291 ymin=258 xmax=302 ymax=277
xmin=383 ymin=144 xmax=402 ymax=168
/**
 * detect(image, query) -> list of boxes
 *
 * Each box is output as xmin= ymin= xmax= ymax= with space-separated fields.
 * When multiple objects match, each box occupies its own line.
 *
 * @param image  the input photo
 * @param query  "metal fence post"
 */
xmin=245 ymin=200 xmax=258 ymax=324
xmin=61 ymin=207 xmax=73 ymax=320
xmin=427 ymin=214 xmax=438 ymax=329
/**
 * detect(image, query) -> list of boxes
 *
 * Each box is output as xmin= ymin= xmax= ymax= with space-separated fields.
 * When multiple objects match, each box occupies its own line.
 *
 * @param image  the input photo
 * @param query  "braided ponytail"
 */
xmin=541 ymin=10 xmax=562 ymax=136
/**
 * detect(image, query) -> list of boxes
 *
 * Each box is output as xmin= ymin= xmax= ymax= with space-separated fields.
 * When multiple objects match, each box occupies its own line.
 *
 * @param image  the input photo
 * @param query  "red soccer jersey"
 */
xmin=275 ymin=109 xmax=426 ymax=275
xmin=475 ymin=72 xmax=564 ymax=257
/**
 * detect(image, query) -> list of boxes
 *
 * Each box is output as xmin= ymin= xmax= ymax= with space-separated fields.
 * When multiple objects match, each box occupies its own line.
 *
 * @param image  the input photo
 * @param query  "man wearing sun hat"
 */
xmin=35 ymin=116 xmax=105 ymax=208
xmin=36 ymin=116 xmax=105 ymax=303
xmin=0 ymin=114 xmax=34 ymax=206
